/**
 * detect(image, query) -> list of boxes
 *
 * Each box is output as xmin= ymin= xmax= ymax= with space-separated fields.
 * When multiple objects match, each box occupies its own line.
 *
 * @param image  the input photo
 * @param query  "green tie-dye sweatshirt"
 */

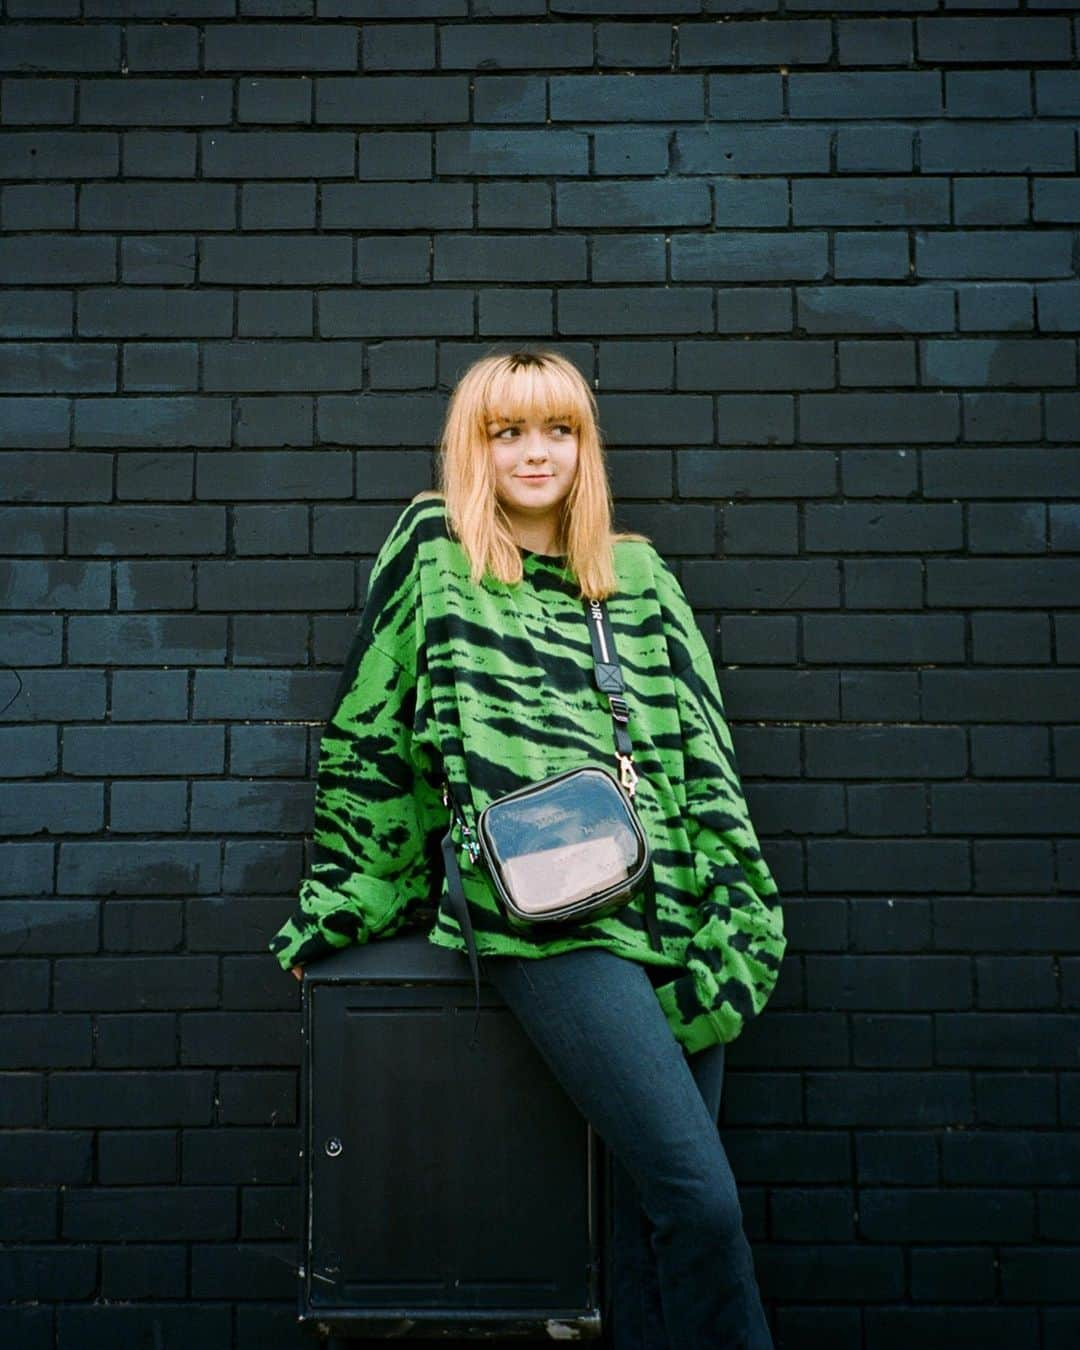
xmin=267 ymin=496 xmax=786 ymax=1055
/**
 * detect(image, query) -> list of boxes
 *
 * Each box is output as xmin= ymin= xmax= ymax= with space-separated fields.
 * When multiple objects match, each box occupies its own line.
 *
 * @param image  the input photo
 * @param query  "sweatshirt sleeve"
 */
xmin=267 ymin=511 xmax=437 ymax=973
xmin=653 ymin=635 xmax=787 ymax=1054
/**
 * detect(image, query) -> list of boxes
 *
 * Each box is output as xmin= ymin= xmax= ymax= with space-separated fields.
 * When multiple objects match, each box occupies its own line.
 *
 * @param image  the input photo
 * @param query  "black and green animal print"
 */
xmin=268 ymin=496 xmax=786 ymax=1055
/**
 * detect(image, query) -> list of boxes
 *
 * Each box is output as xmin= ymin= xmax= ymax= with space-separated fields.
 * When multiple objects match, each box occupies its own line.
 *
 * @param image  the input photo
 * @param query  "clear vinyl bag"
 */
xmin=477 ymin=764 xmax=651 ymax=927
xmin=440 ymin=594 xmax=665 ymax=1040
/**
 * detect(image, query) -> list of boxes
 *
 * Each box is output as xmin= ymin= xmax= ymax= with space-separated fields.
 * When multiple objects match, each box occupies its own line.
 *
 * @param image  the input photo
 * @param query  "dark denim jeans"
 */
xmin=481 ymin=946 xmax=773 ymax=1350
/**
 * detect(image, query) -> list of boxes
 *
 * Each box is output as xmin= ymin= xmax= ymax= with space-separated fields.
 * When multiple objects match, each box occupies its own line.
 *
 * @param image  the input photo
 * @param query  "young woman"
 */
xmin=269 ymin=348 xmax=787 ymax=1349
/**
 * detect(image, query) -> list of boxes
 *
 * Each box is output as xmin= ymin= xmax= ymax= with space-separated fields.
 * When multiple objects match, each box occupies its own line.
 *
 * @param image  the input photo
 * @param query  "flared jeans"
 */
xmin=481 ymin=946 xmax=773 ymax=1350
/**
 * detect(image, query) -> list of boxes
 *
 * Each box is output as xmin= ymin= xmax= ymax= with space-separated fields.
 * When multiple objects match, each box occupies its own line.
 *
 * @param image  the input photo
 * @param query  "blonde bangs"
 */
xmin=427 ymin=349 xmax=650 ymax=601
xmin=479 ymin=358 xmax=593 ymax=438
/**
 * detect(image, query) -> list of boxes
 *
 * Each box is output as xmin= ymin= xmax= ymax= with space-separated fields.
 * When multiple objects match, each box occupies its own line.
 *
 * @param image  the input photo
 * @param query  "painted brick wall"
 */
xmin=2 ymin=4 xmax=1079 ymax=1348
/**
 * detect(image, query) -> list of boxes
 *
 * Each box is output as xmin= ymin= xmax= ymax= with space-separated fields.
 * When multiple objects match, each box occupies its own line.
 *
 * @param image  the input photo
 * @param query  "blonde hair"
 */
xmin=412 ymin=348 xmax=650 ymax=601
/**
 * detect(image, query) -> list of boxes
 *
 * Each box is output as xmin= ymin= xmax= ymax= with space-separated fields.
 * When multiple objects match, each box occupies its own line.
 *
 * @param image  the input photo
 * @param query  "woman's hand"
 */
xmin=290 ymin=966 xmax=303 ymax=981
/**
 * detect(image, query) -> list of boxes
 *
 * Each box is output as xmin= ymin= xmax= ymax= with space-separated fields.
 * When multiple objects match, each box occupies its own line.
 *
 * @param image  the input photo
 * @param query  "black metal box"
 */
xmin=296 ymin=933 xmax=606 ymax=1341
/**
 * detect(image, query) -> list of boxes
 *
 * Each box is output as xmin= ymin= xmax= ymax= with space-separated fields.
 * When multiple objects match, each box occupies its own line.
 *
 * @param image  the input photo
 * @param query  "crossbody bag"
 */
xmin=440 ymin=595 xmax=664 ymax=1037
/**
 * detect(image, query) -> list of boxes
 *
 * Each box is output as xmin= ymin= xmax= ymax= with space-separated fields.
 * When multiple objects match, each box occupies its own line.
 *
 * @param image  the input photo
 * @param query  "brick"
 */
xmin=937 ymin=1011 xmax=1080 ymax=1067
xmin=922 ymin=338 xmax=1074 ymax=386
xmin=0 ymin=669 xmax=104 ymax=723
xmin=706 ymin=74 xmax=783 ymax=121
xmin=69 ymin=618 xmax=221 ymax=672
xmin=0 ymin=397 xmax=69 ymax=448
xmin=229 ymin=725 xmax=307 ymax=777
xmin=960 ymin=394 xmax=1041 ymax=442
xmin=204 ymin=24 xmax=358 ymax=71
xmin=1037 ymin=282 xmax=1080 ymax=332
xmin=806 ymin=956 xmax=970 ymax=1010
xmin=712 ymin=179 xmax=788 ymax=228
xmin=1034 ymin=179 xmax=1080 ymax=224
xmin=440 ymin=22 xmax=592 ymax=69
xmin=837 ymin=126 xmax=914 ymax=174
xmin=945 ymin=71 xmax=1032 ymax=118
xmin=63 ymin=723 xmax=224 ymax=777
xmin=318 ymin=290 xmax=475 ymax=337
xmin=796 ymin=178 xmax=947 ymax=228
xmin=975 ymin=957 xmax=1057 ymax=1009
xmin=365 ymin=23 xmax=438 ymax=71
xmin=918 ymin=16 xmax=1070 ymax=63
xmin=861 ymin=1188 xmax=1033 ymax=1242
xmin=954 ymin=177 xmax=1030 ymax=227
xmin=806 ymin=1071 xmax=972 ymax=1126
xmin=917 ymin=230 xmax=1073 ymax=279
xmin=976 ymin=1073 xmax=1058 ymax=1128
xmin=126 ymin=25 xmax=198 ymax=72
xmin=678 ymin=340 xmax=833 ymax=391
xmin=550 ymin=75 xmax=703 ymax=122
xmin=715 ymin=288 xmax=792 ymax=333
xmin=0 ymin=507 xmax=63 ymax=553
xmin=676 ymin=126 xmax=830 ymax=175
xmin=834 ymin=233 xmax=910 ymax=281
xmin=798 ymin=286 xmax=954 ymax=334
xmin=1 ymin=78 xmax=75 ymax=124
xmin=114 ymin=561 xmax=193 ymax=611
xmin=201 ymin=131 xmax=355 ymax=179
xmin=0 ymin=342 xmax=115 ymax=394
xmin=199 ymin=237 xmax=352 ymax=286
xmin=673 ymin=232 xmax=828 ymax=282
xmin=109 ymin=783 xmax=187 ymax=831
xmin=203 ymin=341 xmax=366 ymax=393
xmin=1037 ymin=70 xmax=1080 ymax=116
xmin=0 ymin=25 xmax=120 ymax=71
xmin=323 ymin=182 xmax=469 ymax=230
xmin=68 ymin=506 xmax=225 ymax=557
xmin=856 ymin=1131 xmax=938 ymax=1186
xmin=74 ymin=398 xmax=230 ymax=449
xmin=0 ymin=560 xmax=109 ymax=610
xmin=920 ymin=123 xmax=1074 ymax=174
xmin=79 ymin=80 xmax=231 ymax=125
xmin=801 ymin=393 xmax=959 ymax=444
xmin=194 ymin=669 xmax=334 ymax=723
xmin=197 ymin=451 xmax=349 ymax=500
xmin=233 ymin=618 xmax=307 ymax=669
xmin=838 ymin=340 xmax=917 ymax=387
xmin=942 ymin=1131 xmax=1080 ymax=1185
xmin=1 ymin=783 xmax=102 ymax=835
xmin=0 ymin=236 xmax=114 ymax=285
xmin=122 ymin=132 xmax=197 ymax=180
xmin=190 ymin=781 xmax=312 ymax=833
xmin=77 ymin=289 xmax=232 ymax=339
xmin=58 ymin=842 xmax=220 ymax=896
xmin=838 ymin=19 xmax=913 ymax=66
xmin=0 ymin=132 xmax=117 ymax=179
xmin=679 ymin=19 xmax=831 ymax=66
xmin=319 ymin=77 xmax=470 ymax=127
xmin=197 ymin=562 xmax=353 ymax=612
xmin=0 ymin=725 xmax=58 ymax=777
xmin=111 ymin=670 xmax=187 ymax=722
xmin=790 ymin=72 xmax=942 ymax=119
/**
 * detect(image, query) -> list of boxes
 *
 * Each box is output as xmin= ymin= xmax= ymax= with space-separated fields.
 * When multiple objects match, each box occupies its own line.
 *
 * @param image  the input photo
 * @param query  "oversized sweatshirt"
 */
xmin=267 ymin=496 xmax=787 ymax=1055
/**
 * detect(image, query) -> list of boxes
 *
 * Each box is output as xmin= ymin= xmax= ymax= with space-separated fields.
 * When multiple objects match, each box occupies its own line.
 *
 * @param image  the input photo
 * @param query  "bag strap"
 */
xmin=440 ymin=595 xmax=663 ymax=1046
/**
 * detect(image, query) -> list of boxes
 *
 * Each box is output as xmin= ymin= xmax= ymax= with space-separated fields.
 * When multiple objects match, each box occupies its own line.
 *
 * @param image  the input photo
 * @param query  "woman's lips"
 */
xmin=518 ymin=474 xmax=551 ymax=480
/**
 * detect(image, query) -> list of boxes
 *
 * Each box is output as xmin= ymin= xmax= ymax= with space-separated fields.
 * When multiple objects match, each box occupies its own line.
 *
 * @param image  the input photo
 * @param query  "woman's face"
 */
xmin=487 ymin=412 xmax=579 ymax=542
